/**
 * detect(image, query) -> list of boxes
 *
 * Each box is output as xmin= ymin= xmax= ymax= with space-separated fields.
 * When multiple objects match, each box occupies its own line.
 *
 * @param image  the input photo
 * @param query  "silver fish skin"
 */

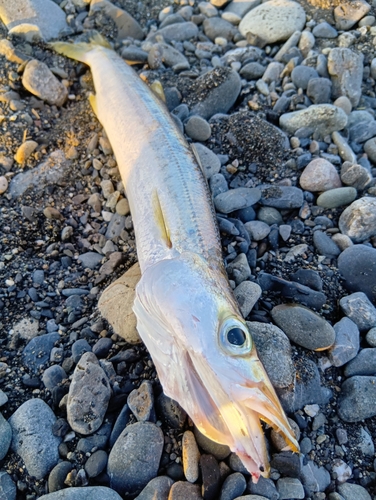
xmin=52 ymin=37 xmax=299 ymax=480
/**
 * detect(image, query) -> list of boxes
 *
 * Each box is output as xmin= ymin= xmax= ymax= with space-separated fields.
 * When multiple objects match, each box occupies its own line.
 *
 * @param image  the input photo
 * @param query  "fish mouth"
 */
xmin=184 ymin=351 xmax=299 ymax=480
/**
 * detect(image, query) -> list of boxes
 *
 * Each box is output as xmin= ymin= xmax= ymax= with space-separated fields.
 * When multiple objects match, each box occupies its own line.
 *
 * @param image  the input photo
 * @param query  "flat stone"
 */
xmin=329 ymin=317 xmax=360 ymax=367
xmin=313 ymin=231 xmax=341 ymax=258
xmin=234 ymin=281 xmax=261 ymax=317
xmin=215 ymin=187 xmax=261 ymax=214
xmin=300 ymin=460 xmax=330 ymax=495
xmin=134 ymin=476 xmax=174 ymax=500
xmin=238 ymin=0 xmax=306 ymax=48
xmin=338 ymin=244 xmax=376 ymax=302
xmin=260 ymin=185 xmax=303 ymax=209
xmin=328 ymin=48 xmax=364 ymax=107
xmin=22 ymin=332 xmax=60 ymax=374
xmin=291 ymin=66 xmax=319 ymax=91
xmin=317 ymin=187 xmax=357 ymax=208
xmin=203 ymin=17 xmax=237 ymax=41
xmin=247 ymin=321 xmax=294 ymax=388
xmin=107 ymin=422 xmax=164 ymax=496
xmin=313 ymin=21 xmax=338 ymax=38
xmin=344 ymin=348 xmax=376 ymax=377
xmin=240 ymin=62 xmax=265 ymax=80
xmin=67 ymin=352 xmax=111 ymax=435
xmin=280 ymin=104 xmax=348 ymax=137
xmin=148 ymin=21 xmax=198 ymax=43
xmin=340 ymin=292 xmax=376 ymax=330
xmin=193 ymin=143 xmax=221 ymax=179
xmin=338 ymin=376 xmax=376 ymax=422
xmin=334 ymin=0 xmax=371 ymax=31
xmin=0 ymin=0 xmax=68 ymax=41
xmin=277 ymin=477 xmax=305 ymax=499
xmin=339 ymin=197 xmax=376 ymax=243
xmin=244 ymin=220 xmax=270 ymax=241
xmin=127 ymin=380 xmax=155 ymax=422
xmin=271 ymin=304 xmax=335 ymax=351
xmin=90 ymin=0 xmax=143 ymax=40
xmin=306 ymin=77 xmax=332 ymax=104
xmin=38 ymin=487 xmax=123 ymax=500
xmin=9 ymin=398 xmax=61 ymax=479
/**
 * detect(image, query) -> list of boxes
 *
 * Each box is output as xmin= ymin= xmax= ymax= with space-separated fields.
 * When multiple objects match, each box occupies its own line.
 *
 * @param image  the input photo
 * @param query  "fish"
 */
xmin=51 ymin=34 xmax=299 ymax=480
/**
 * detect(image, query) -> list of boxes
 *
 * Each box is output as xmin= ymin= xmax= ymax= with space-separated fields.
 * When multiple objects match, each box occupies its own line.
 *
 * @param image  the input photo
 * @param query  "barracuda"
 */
xmin=52 ymin=34 xmax=299 ymax=480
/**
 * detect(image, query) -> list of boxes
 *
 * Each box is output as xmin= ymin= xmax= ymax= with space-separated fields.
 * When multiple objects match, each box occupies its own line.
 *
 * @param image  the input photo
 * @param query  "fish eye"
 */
xmin=219 ymin=317 xmax=252 ymax=356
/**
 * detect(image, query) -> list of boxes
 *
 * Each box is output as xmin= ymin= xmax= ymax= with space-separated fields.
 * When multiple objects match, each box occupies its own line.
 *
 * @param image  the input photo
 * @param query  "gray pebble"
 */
xmin=364 ymin=136 xmax=376 ymax=162
xmin=107 ymin=422 xmax=164 ymax=496
xmin=193 ymin=143 xmax=221 ymax=179
xmin=300 ymin=437 xmax=313 ymax=454
xmin=48 ymin=461 xmax=73 ymax=493
xmin=9 ymin=398 xmax=61 ymax=479
xmin=338 ymin=244 xmax=376 ymax=301
xmin=0 ymin=412 xmax=11 ymax=460
xmin=316 ymin=187 xmax=357 ymax=209
xmin=240 ymin=62 xmax=265 ymax=80
xmin=185 ymin=115 xmax=211 ymax=141
xmin=234 ymin=281 xmax=261 ymax=317
xmin=226 ymin=253 xmax=251 ymax=285
xmin=312 ymin=22 xmax=338 ymax=38
xmin=156 ymin=393 xmax=186 ymax=430
xmin=210 ymin=173 xmax=228 ymax=197
xmin=339 ymin=197 xmax=376 ymax=243
xmin=247 ymin=476 xmax=279 ymax=500
xmin=220 ymin=472 xmax=246 ymax=500
xmin=22 ymin=332 xmax=60 ymax=374
xmin=338 ymin=376 xmax=376 ymax=422
xmin=42 ymin=365 xmax=67 ymax=390
xmin=128 ymin=380 xmax=155 ymax=422
xmin=277 ymin=477 xmax=305 ymax=499
xmin=85 ymin=449 xmax=108 ymax=478
xmin=168 ymin=481 xmax=202 ymax=499
xmin=78 ymin=252 xmax=103 ymax=269
xmin=22 ymin=60 xmax=67 ymax=106
xmin=203 ymin=17 xmax=237 ymax=41
xmin=307 ymin=77 xmax=332 ymax=104
xmin=105 ymin=213 xmax=126 ymax=239
xmin=121 ymin=46 xmax=148 ymax=63
xmin=0 ymin=389 xmax=8 ymax=407
xmin=72 ymin=339 xmax=92 ymax=364
xmin=92 ymin=337 xmax=113 ymax=358
xmin=349 ymin=120 xmax=376 ymax=143
xmin=0 ymin=471 xmax=16 ymax=500
xmin=291 ymin=65 xmax=319 ymax=90
xmin=215 ymin=187 xmax=261 ymax=214
xmin=366 ymin=327 xmax=376 ymax=347
xmin=109 ymin=405 xmax=131 ymax=447
xmin=340 ymin=292 xmax=376 ymax=330
xmin=328 ymin=48 xmax=364 ymax=107
xmin=67 ymin=352 xmax=111 ymax=435
xmin=257 ymin=207 xmax=283 ymax=225
xmin=357 ymin=427 xmax=374 ymax=456
xmin=134 ymin=476 xmax=174 ymax=500
xmin=244 ymin=220 xmax=270 ymax=241
xmin=260 ymin=185 xmax=303 ymax=209
xmin=341 ymin=162 xmax=373 ymax=191
xmin=280 ymin=104 xmax=348 ymax=137
xmin=271 ymin=304 xmax=335 ymax=351
xmin=194 ymin=427 xmax=231 ymax=460
xmin=76 ymin=421 xmax=112 ymax=454
xmin=247 ymin=321 xmax=294 ymax=388
xmin=337 ymin=480 xmax=372 ymax=500
xmin=38 ymin=487 xmax=123 ymax=500
xmin=148 ymin=22 xmax=198 ymax=43
xmin=329 ymin=317 xmax=360 ymax=367
xmin=313 ymin=231 xmax=341 ymax=258
xmin=300 ymin=460 xmax=330 ymax=495
xmin=228 ymin=453 xmax=248 ymax=474
xmin=344 ymin=348 xmax=376 ymax=377
xmin=271 ymin=452 xmax=301 ymax=478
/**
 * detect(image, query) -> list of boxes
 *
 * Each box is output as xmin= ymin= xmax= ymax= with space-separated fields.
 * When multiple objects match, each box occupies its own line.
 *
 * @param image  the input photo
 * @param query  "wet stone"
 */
xmin=127 ymin=380 xmax=155 ymax=422
xmin=219 ymin=472 xmax=246 ymax=500
xmin=214 ymin=187 xmax=261 ymax=214
xmin=67 ymin=352 xmax=111 ymax=435
xmin=340 ymin=292 xmax=376 ymax=331
xmin=329 ymin=317 xmax=360 ymax=367
xmin=344 ymin=348 xmax=376 ymax=377
xmin=134 ymin=476 xmax=174 ymax=500
xmin=107 ymin=422 xmax=164 ymax=496
xmin=338 ymin=376 xmax=376 ymax=422
xmin=9 ymin=398 xmax=61 ymax=479
xmin=271 ymin=304 xmax=335 ymax=351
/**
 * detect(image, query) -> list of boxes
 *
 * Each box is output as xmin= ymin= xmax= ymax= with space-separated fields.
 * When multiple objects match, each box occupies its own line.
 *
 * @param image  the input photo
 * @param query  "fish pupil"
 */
xmin=227 ymin=327 xmax=246 ymax=346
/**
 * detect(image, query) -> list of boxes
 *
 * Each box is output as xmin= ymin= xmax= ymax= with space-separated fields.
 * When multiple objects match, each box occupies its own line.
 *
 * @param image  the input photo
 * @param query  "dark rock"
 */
xmin=260 ymin=185 xmax=304 ymax=209
xmin=338 ymin=245 xmax=376 ymax=302
xmin=338 ymin=376 xmax=376 ymax=422
xmin=340 ymin=292 xmax=376 ymax=330
xmin=22 ymin=332 xmax=60 ymax=374
xmin=85 ymin=450 xmax=108 ymax=478
xmin=219 ymin=472 xmax=246 ymax=500
xmin=200 ymin=454 xmax=221 ymax=500
xmin=271 ymin=451 xmax=301 ymax=478
xmin=344 ymin=349 xmax=376 ymax=377
xmin=156 ymin=393 xmax=187 ymax=430
xmin=48 ymin=462 xmax=73 ymax=492
xmin=290 ymin=269 xmax=322 ymax=291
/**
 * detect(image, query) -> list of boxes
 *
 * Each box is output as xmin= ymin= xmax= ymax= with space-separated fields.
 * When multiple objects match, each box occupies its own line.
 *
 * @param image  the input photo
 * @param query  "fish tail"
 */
xmin=50 ymin=32 xmax=112 ymax=63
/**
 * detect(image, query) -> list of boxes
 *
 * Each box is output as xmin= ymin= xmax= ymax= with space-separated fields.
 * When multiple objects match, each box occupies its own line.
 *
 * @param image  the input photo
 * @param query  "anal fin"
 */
xmin=152 ymin=190 xmax=172 ymax=249
xmin=89 ymin=93 xmax=98 ymax=115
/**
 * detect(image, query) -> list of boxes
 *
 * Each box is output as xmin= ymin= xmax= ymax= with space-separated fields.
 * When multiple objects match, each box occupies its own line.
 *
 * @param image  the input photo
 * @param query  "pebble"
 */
xmin=247 ymin=321 xmax=294 ymax=388
xmin=248 ymin=477 xmax=279 ymax=500
xmin=234 ymin=281 xmax=261 ymax=317
xmin=203 ymin=17 xmax=237 ymax=41
xmin=244 ymin=220 xmax=270 ymax=241
xmin=306 ymin=77 xmax=332 ymax=104
xmin=90 ymin=0 xmax=143 ymax=40
xmin=280 ymin=104 xmax=348 ymax=136
xmin=190 ymin=68 xmax=241 ymax=119
xmin=337 ymin=482 xmax=372 ymax=500
xmin=149 ymin=21 xmax=198 ymax=44
xmin=14 ymin=140 xmax=38 ymax=165
xmin=84 ymin=449 xmax=108 ymax=478
xmin=317 ymin=187 xmax=357 ymax=208
xmin=134 ymin=476 xmax=174 ymax=500
xmin=329 ymin=317 xmax=360 ymax=367
xmin=276 ymin=477 xmax=305 ymax=500
xmin=220 ymin=472 xmax=246 ymax=500
xmin=182 ymin=430 xmax=200 ymax=483
xmin=338 ymin=244 xmax=376 ymax=302
xmin=312 ymin=21 xmax=338 ymax=38
xmin=22 ymin=60 xmax=67 ymax=106
xmin=193 ymin=143 xmax=221 ymax=179
xmin=338 ymin=376 xmax=376 ymax=422
xmin=340 ymin=292 xmax=376 ymax=331
xmin=344 ymin=348 xmax=376 ymax=377
xmin=194 ymin=427 xmax=231 ymax=460
xmin=67 ymin=352 xmax=111 ymax=434
xmin=271 ymin=304 xmax=335 ymax=351
xmin=0 ymin=471 xmax=16 ymax=500
xmin=71 ymin=339 xmax=92 ymax=363
xmin=48 ymin=461 xmax=73 ymax=493
xmin=92 ymin=337 xmax=113 ymax=358
xmin=127 ymin=380 xmax=155 ymax=422
xmin=300 ymin=158 xmax=342 ymax=192
xmin=257 ymin=206 xmax=283 ymax=225
xmin=168 ymin=481 xmax=202 ymax=499
xmin=78 ymin=252 xmax=103 ymax=269
xmin=42 ymin=365 xmax=67 ymax=390
xmin=341 ymin=162 xmax=373 ymax=191
xmin=328 ymin=48 xmax=363 ymax=107
xmin=313 ymin=231 xmax=341 ymax=258
xmin=366 ymin=327 xmax=376 ymax=347
xmin=0 ymin=175 xmax=8 ymax=194
xmin=334 ymin=96 xmax=352 ymax=115
xmin=240 ymin=62 xmax=265 ymax=80
xmin=9 ymin=398 xmax=61 ymax=479
xmin=185 ymin=115 xmax=211 ymax=141
xmin=364 ymin=136 xmax=376 ymax=162
xmin=107 ymin=422 xmax=164 ymax=496
xmin=215 ymin=187 xmax=261 ymax=213
xmin=238 ymin=0 xmax=306 ymax=47
xmin=0 ymin=0 xmax=68 ymax=41
xmin=332 ymin=459 xmax=352 ymax=483
xmin=349 ymin=120 xmax=376 ymax=143
xmin=226 ymin=253 xmax=251 ymax=285
xmin=339 ymin=197 xmax=376 ymax=243
xmin=0 ymin=412 xmax=11 ymax=460
xmin=38 ymin=487 xmax=123 ymax=499
xmin=334 ymin=0 xmax=371 ymax=31
xmin=0 ymin=390 xmax=8 ymax=406
xmin=260 ymin=185 xmax=303 ymax=209
xmin=22 ymin=332 xmax=60 ymax=373
xmin=156 ymin=393 xmax=186 ymax=430
xmin=300 ymin=460 xmax=331 ymax=495
xmin=291 ymin=66 xmax=319 ymax=91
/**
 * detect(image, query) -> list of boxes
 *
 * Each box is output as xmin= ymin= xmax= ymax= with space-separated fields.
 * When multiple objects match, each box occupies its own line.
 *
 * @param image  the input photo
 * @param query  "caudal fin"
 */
xmin=50 ymin=32 xmax=112 ymax=63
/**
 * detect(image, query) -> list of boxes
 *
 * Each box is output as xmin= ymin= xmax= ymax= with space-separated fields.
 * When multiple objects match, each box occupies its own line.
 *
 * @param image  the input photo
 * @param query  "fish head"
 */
xmin=133 ymin=252 xmax=299 ymax=480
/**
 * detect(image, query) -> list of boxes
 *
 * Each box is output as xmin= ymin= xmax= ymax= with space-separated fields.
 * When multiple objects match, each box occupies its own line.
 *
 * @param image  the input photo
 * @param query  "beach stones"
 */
xmin=280 ymin=105 xmax=348 ymax=136
xmin=300 ymin=158 xmax=342 ymax=192
xmin=338 ymin=245 xmax=376 ymax=302
xmin=339 ymin=197 xmax=376 ymax=243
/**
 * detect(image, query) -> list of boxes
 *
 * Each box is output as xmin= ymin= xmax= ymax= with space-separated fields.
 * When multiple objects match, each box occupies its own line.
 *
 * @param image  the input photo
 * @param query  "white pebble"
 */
xmin=0 ymin=176 xmax=8 ymax=194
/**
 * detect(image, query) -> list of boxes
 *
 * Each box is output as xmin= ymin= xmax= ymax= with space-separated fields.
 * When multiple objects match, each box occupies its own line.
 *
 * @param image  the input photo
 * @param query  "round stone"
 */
xmin=182 ymin=430 xmax=200 ymax=483
xmin=185 ymin=115 xmax=211 ymax=141
xmin=339 ymin=197 xmax=376 ymax=243
xmin=239 ymin=0 xmax=306 ymax=47
xmin=316 ymin=187 xmax=357 ymax=208
xmin=291 ymin=65 xmax=319 ymax=90
xmin=364 ymin=137 xmax=376 ymax=163
xmin=0 ymin=176 xmax=8 ymax=194
xmin=300 ymin=158 xmax=342 ymax=192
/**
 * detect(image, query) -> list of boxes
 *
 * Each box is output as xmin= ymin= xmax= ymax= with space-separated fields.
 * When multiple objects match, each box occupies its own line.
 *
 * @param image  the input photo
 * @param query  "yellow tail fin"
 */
xmin=50 ymin=32 xmax=112 ymax=63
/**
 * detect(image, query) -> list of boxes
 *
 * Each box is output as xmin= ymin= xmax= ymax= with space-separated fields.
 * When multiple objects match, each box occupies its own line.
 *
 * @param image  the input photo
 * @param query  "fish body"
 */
xmin=52 ymin=36 xmax=299 ymax=479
